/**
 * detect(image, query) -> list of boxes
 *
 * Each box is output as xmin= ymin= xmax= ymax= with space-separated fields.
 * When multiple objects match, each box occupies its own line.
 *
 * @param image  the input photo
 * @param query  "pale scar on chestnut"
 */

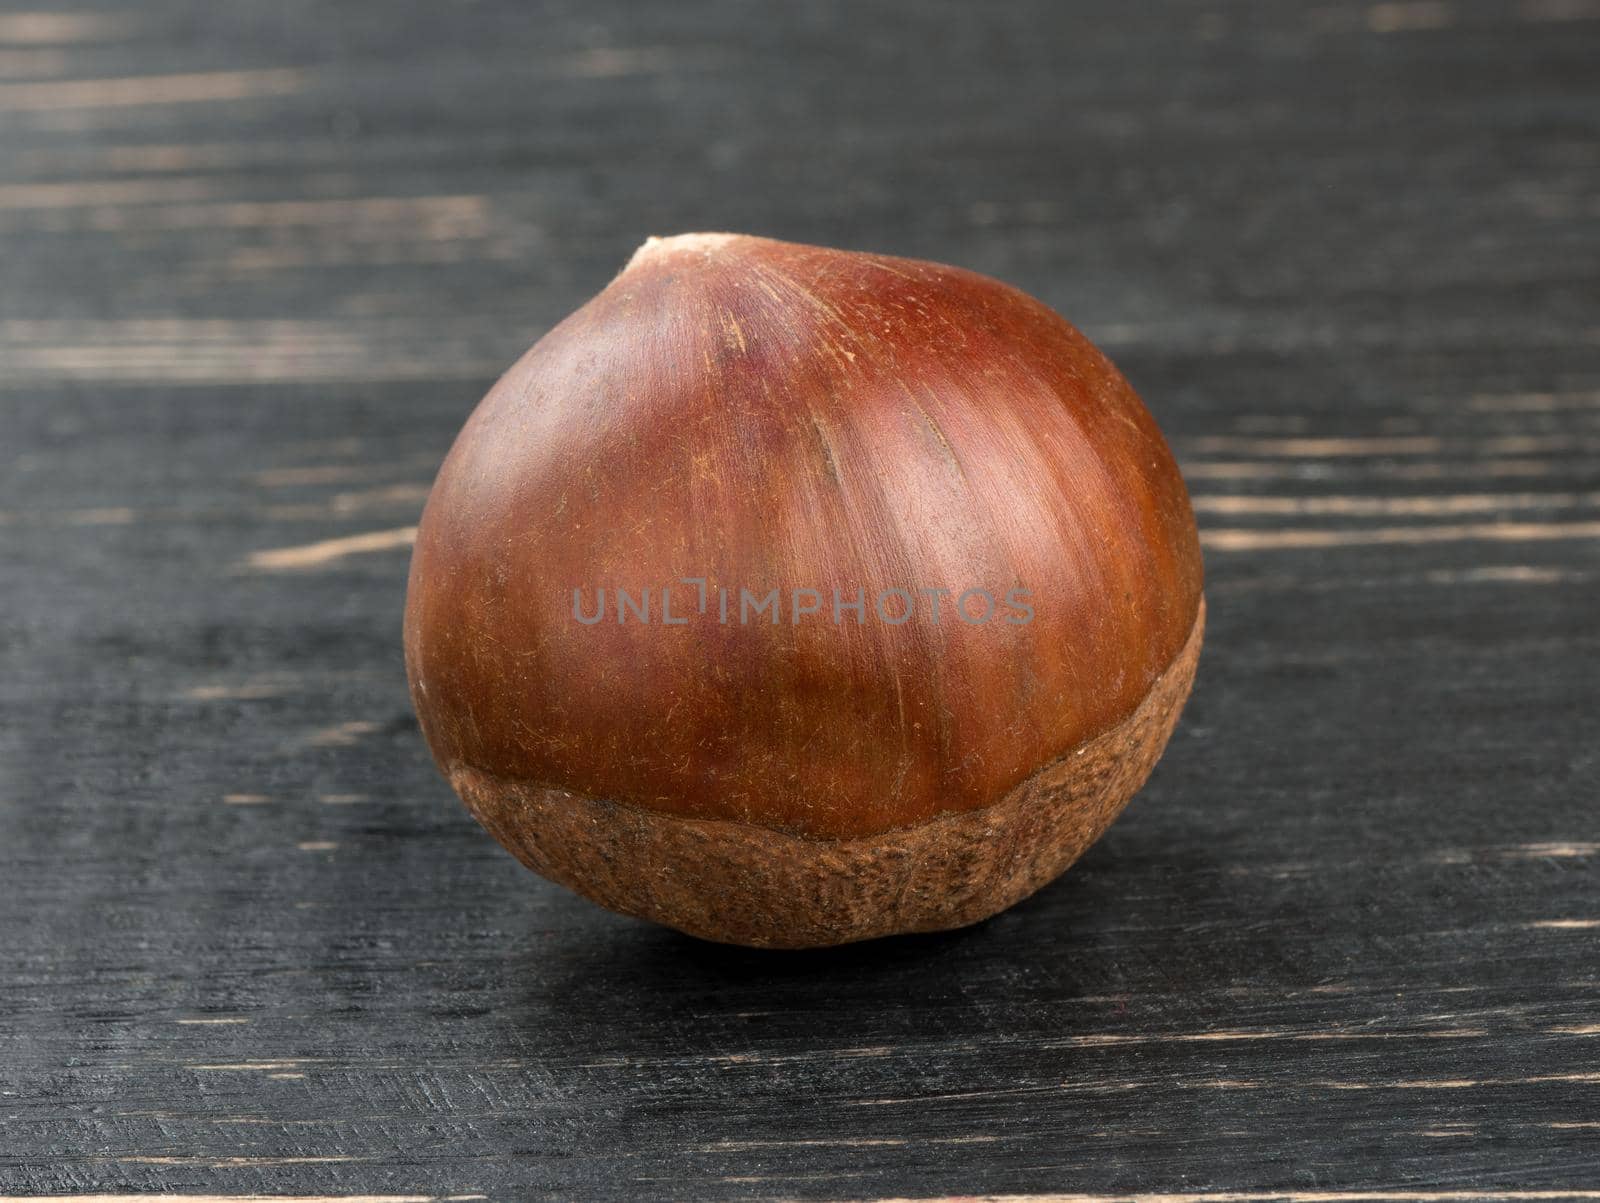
xmin=404 ymin=232 xmax=1205 ymax=948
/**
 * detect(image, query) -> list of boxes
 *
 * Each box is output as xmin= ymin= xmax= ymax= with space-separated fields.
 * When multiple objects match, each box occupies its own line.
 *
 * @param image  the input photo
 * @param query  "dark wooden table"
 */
xmin=3 ymin=1 xmax=1597 ymax=1198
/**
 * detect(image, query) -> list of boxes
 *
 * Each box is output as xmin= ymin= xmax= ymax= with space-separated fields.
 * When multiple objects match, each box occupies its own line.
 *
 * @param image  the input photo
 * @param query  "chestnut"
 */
xmin=404 ymin=233 xmax=1204 ymax=948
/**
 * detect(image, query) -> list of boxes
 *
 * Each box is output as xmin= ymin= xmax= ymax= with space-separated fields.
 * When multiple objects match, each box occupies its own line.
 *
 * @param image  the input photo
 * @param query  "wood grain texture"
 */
xmin=0 ymin=0 xmax=1596 ymax=1198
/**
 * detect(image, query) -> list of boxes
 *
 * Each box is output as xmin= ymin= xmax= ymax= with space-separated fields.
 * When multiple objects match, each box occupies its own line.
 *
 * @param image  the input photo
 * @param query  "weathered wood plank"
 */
xmin=1 ymin=0 xmax=1596 ymax=1197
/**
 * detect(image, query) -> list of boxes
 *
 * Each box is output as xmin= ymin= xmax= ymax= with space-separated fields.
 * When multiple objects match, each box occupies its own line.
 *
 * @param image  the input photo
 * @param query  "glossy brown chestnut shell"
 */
xmin=404 ymin=233 xmax=1204 ymax=948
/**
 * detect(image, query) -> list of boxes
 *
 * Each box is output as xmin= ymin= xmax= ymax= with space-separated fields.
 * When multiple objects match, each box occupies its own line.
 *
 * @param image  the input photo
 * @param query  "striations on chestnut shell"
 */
xmin=404 ymin=232 xmax=1205 ymax=948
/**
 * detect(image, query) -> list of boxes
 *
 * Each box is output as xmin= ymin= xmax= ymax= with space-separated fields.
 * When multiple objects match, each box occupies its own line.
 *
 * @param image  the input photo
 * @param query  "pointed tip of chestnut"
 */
xmin=624 ymin=230 xmax=747 ymax=271
xmin=405 ymin=234 xmax=1204 ymax=947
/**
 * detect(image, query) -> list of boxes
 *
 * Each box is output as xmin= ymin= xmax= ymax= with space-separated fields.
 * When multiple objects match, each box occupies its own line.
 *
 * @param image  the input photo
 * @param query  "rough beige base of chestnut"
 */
xmin=449 ymin=598 xmax=1205 ymax=949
